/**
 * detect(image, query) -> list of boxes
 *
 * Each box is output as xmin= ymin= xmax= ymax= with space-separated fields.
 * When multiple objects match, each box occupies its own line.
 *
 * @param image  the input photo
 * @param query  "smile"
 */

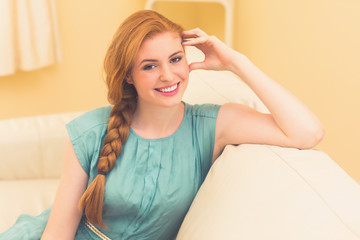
xmin=155 ymin=83 xmax=179 ymax=93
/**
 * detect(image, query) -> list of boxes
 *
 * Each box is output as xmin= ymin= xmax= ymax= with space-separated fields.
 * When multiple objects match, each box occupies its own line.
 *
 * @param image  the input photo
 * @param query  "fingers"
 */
xmin=188 ymin=61 xmax=206 ymax=71
xmin=182 ymin=36 xmax=208 ymax=47
xmin=182 ymin=29 xmax=219 ymax=48
xmin=182 ymin=28 xmax=208 ymax=40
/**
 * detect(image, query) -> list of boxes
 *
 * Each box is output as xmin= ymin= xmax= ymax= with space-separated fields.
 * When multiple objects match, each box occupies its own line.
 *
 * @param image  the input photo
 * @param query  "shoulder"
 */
xmin=66 ymin=105 xmax=112 ymax=140
xmin=184 ymin=102 xmax=221 ymax=119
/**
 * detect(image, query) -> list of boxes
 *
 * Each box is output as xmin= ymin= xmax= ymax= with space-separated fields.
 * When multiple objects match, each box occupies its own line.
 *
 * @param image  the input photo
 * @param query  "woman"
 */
xmin=1 ymin=10 xmax=324 ymax=240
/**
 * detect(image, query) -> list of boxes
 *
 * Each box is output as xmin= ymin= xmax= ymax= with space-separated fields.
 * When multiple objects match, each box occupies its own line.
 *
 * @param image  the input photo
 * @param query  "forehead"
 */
xmin=135 ymin=32 xmax=183 ymax=61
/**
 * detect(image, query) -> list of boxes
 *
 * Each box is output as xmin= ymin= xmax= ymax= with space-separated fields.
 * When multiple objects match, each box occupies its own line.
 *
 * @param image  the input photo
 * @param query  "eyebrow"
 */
xmin=140 ymin=50 xmax=183 ymax=65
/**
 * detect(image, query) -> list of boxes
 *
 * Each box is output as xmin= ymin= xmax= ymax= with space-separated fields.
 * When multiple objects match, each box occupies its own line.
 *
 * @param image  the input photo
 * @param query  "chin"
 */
xmin=158 ymin=97 xmax=184 ymax=108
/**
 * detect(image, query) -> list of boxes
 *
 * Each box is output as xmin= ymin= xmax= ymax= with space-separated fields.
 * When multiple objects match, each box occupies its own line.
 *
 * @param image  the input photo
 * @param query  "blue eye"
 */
xmin=143 ymin=64 xmax=156 ymax=70
xmin=170 ymin=56 xmax=182 ymax=63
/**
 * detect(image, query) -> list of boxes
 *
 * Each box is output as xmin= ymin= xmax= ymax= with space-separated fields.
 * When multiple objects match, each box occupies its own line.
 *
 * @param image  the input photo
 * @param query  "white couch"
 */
xmin=1 ymin=48 xmax=360 ymax=239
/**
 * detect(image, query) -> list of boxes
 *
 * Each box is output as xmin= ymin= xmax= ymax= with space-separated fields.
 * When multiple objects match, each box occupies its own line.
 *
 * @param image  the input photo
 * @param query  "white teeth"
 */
xmin=158 ymin=83 xmax=178 ymax=93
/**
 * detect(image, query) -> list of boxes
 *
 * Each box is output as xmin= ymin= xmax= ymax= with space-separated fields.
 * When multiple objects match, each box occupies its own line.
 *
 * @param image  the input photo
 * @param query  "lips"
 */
xmin=155 ymin=82 xmax=180 ymax=93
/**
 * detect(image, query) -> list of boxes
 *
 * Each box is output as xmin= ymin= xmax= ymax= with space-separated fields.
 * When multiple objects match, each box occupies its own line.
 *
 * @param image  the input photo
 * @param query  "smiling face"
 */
xmin=128 ymin=31 xmax=189 ymax=108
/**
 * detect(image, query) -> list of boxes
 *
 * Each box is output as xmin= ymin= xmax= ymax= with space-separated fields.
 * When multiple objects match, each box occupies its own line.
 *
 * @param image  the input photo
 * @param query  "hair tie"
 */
xmin=98 ymin=171 xmax=107 ymax=176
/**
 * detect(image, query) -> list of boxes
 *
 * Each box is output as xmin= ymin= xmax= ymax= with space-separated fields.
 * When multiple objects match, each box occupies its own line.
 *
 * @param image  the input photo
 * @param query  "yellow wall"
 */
xmin=1 ymin=0 xmax=359 ymax=182
xmin=232 ymin=0 xmax=360 ymax=183
xmin=0 ymin=0 xmax=146 ymax=118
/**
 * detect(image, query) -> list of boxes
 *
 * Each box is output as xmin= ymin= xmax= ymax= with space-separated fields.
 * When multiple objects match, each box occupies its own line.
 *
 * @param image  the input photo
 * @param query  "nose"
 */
xmin=159 ymin=63 xmax=174 ymax=82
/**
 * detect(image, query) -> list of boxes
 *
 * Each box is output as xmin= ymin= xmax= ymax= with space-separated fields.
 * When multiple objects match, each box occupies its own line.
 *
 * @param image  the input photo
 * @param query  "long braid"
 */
xmin=79 ymin=89 xmax=137 ymax=228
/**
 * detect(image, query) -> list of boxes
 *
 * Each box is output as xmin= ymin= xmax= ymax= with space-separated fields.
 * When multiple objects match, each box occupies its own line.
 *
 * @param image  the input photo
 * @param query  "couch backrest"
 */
xmin=0 ymin=112 xmax=81 ymax=180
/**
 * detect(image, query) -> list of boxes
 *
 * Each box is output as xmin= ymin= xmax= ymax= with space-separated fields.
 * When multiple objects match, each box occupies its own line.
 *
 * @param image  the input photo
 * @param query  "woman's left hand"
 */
xmin=182 ymin=28 xmax=239 ymax=72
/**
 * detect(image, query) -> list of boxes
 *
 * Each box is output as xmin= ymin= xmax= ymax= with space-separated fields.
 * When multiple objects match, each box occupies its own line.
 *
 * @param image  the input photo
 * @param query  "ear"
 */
xmin=125 ymin=75 xmax=134 ymax=84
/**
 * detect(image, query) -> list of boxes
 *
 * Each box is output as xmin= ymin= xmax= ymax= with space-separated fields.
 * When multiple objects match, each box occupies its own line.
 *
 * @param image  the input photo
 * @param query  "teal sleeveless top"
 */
xmin=0 ymin=102 xmax=220 ymax=240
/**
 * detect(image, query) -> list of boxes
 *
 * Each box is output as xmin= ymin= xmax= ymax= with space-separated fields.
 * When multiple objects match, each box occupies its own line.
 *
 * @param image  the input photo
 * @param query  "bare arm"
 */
xmin=41 ymin=138 xmax=88 ymax=239
xmin=182 ymin=29 xmax=325 ymax=160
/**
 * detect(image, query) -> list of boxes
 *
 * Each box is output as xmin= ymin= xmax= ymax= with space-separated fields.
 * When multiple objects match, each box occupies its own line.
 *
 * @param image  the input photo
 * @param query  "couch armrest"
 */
xmin=177 ymin=144 xmax=360 ymax=240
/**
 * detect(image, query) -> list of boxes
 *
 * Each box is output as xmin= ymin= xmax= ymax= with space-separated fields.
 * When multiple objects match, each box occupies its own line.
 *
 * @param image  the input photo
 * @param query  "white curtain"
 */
xmin=0 ymin=0 xmax=62 ymax=76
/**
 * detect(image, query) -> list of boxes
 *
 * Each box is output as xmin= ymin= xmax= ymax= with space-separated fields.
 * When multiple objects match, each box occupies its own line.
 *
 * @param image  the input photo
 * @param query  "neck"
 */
xmin=131 ymin=101 xmax=185 ymax=139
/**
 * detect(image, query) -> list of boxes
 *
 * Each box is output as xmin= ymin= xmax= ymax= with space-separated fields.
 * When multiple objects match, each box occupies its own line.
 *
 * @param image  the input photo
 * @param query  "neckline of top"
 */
xmin=129 ymin=101 xmax=187 ymax=141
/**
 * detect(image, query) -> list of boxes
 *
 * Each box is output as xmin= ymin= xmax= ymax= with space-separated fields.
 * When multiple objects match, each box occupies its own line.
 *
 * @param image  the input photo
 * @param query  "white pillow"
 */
xmin=176 ymin=144 xmax=360 ymax=240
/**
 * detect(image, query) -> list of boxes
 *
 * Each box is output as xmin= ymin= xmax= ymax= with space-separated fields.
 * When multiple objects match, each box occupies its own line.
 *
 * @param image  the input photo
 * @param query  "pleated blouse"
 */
xmin=67 ymin=102 xmax=220 ymax=239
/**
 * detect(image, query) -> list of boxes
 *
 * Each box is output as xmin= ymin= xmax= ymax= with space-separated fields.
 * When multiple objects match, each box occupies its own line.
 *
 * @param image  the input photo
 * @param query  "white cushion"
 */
xmin=0 ymin=179 xmax=59 ymax=232
xmin=0 ymin=112 xmax=80 ymax=180
xmin=176 ymin=144 xmax=360 ymax=240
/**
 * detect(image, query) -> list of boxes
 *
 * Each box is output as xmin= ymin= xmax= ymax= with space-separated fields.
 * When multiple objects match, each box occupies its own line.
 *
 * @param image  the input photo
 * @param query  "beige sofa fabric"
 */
xmin=176 ymin=144 xmax=360 ymax=240
xmin=0 ymin=112 xmax=80 ymax=232
xmin=0 ymin=113 xmax=80 ymax=180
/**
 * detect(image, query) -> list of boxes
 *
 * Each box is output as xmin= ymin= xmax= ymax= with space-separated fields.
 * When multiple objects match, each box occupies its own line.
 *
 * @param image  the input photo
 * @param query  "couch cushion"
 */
xmin=0 ymin=112 xmax=81 ymax=180
xmin=0 ymin=178 xmax=59 ymax=232
xmin=176 ymin=144 xmax=360 ymax=240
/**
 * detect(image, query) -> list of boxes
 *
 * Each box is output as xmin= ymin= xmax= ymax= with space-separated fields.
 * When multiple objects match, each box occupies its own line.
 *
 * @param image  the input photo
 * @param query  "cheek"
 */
xmin=132 ymin=71 xmax=156 ymax=87
xmin=178 ymin=62 xmax=190 ymax=79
